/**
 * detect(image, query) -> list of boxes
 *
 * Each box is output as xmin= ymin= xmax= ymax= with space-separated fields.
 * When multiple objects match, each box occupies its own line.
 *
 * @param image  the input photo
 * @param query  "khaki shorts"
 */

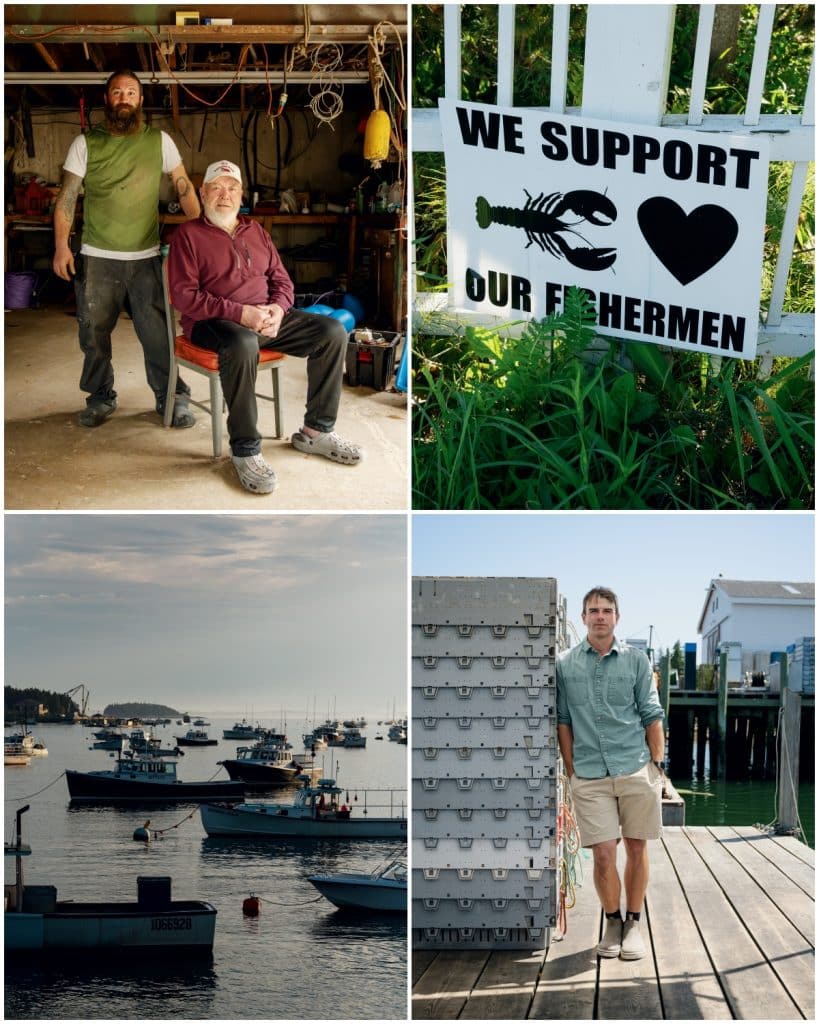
xmin=570 ymin=762 xmax=663 ymax=847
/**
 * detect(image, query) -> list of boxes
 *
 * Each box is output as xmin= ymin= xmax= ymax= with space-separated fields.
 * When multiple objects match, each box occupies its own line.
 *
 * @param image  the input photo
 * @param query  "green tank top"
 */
xmin=83 ymin=124 xmax=163 ymax=252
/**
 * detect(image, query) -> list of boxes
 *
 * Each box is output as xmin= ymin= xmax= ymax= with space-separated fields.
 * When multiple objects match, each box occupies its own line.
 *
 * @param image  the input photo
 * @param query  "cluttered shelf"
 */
xmin=6 ymin=209 xmax=405 ymax=335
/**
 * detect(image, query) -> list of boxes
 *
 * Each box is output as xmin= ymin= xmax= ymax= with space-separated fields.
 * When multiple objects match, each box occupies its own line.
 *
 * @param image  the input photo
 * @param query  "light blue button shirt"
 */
xmin=556 ymin=638 xmax=664 ymax=779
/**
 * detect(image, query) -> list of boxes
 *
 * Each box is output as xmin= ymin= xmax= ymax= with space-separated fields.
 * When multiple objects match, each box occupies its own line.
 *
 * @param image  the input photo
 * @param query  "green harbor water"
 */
xmin=670 ymin=775 xmax=815 ymax=849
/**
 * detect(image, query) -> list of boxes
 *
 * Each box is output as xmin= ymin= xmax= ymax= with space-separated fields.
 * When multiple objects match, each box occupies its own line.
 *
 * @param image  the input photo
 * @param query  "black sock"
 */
xmin=626 ymin=910 xmax=641 ymax=921
xmin=605 ymin=910 xmax=623 ymax=921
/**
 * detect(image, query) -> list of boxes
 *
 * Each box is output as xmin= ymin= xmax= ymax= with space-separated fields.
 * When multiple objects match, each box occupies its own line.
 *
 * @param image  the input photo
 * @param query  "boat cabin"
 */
xmin=116 ymin=755 xmax=178 ymax=781
xmin=294 ymin=779 xmax=352 ymax=819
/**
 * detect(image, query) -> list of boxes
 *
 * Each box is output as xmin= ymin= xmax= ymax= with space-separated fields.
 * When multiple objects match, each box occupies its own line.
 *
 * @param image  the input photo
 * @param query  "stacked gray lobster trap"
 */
xmin=412 ymin=576 xmax=566 ymax=951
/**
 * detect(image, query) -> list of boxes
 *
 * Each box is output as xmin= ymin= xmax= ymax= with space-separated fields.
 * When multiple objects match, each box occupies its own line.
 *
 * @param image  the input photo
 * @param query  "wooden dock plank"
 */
xmin=650 ymin=834 xmax=733 ymax=1019
xmin=663 ymin=828 xmax=803 ymax=1020
xmin=530 ymin=866 xmax=601 ymax=1020
xmin=412 ymin=950 xmax=437 ymax=986
xmin=691 ymin=828 xmax=815 ymax=1019
xmin=731 ymin=825 xmax=815 ymax=896
xmin=595 ymin=843 xmax=664 ymax=1021
xmin=459 ymin=948 xmax=545 ymax=1020
xmin=709 ymin=826 xmax=815 ymax=944
xmin=411 ymin=828 xmax=815 ymax=1020
xmin=769 ymin=833 xmax=816 ymax=867
xmin=411 ymin=949 xmax=489 ymax=1019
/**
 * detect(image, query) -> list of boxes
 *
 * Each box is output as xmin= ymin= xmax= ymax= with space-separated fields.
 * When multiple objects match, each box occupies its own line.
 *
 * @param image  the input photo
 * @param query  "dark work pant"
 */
xmin=191 ymin=309 xmax=348 ymax=457
xmin=74 ymin=254 xmax=190 ymax=407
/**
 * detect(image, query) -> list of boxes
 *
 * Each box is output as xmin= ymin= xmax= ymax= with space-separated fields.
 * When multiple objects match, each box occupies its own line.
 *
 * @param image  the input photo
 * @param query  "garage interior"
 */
xmin=4 ymin=5 xmax=408 ymax=510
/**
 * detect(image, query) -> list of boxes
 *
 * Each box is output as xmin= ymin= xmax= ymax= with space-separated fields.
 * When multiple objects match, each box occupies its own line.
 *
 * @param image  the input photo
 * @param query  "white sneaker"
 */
xmin=231 ymin=454 xmax=277 ymax=494
xmin=596 ymin=916 xmax=622 ymax=958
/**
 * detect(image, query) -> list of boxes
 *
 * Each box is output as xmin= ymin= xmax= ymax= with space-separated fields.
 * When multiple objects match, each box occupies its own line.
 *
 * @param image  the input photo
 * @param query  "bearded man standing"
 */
xmin=167 ymin=159 xmax=362 ymax=495
xmin=53 ymin=70 xmax=200 ymax=428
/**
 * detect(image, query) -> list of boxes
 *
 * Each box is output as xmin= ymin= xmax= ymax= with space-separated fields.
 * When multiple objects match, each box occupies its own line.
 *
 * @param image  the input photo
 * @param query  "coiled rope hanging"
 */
xmin=308 ymin=44 xmax=345 ymax=129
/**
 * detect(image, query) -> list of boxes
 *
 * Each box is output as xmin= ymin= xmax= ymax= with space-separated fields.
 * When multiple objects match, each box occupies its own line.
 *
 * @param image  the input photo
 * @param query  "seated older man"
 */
xmin=167 ymin=160 xmax=362 ymax=494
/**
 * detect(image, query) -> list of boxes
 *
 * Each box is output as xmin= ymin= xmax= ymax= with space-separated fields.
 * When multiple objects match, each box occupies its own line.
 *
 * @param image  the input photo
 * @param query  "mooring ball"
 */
xmin=243 ymin=895 xmax=261 ymax=916
xmin=132 ymin=827 xmax=151 ymax=842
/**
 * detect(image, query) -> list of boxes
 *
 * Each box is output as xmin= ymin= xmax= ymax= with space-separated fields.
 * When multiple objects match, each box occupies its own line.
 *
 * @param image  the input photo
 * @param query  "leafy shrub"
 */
xmin=412 ymin=289 xmax=815 ymax=509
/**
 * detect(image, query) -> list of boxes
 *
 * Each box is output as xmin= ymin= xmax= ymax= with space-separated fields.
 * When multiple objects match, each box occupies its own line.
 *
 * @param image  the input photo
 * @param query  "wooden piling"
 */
xmin=776 ymin=688 xmax=803 ymax=835
xmin=717 ymin=650 xmax=728 ymax=778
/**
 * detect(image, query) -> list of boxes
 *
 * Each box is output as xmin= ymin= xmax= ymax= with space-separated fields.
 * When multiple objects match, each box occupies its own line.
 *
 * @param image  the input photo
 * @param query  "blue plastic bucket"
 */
xmin=395 ymin=338 xmax=408 ymax=393
xmin=5 ymin=271 xmax=38 ymax=309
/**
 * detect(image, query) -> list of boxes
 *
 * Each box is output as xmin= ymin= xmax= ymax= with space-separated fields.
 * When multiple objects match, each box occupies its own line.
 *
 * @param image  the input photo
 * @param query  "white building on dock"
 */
xmin=698 ymin=579 xmax=814 ymax=666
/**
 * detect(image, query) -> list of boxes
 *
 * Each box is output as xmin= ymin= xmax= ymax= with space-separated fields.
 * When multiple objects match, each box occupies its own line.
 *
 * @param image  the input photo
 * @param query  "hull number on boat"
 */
xmin=151 ymin=917 xmax=193 ymax=931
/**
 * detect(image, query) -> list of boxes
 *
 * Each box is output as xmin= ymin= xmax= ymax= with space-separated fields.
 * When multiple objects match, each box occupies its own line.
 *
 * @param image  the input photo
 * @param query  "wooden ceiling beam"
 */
xmin=33 ymin=41 xmax=62 ymax=71
xmin=86 ymin=42 xmax=106 ymax=71
xmin=6 ymin=23 xmax=406 ymax=45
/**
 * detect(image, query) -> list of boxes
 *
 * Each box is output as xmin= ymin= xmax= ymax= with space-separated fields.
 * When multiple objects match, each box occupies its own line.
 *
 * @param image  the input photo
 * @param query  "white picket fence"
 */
xmin=412 ymin=4 xmax=815 ymax=364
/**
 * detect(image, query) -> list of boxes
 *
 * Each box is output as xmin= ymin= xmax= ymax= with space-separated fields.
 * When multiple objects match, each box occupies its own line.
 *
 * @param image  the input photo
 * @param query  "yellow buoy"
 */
xmin=364 ymin=109 xmax=391 ymax=168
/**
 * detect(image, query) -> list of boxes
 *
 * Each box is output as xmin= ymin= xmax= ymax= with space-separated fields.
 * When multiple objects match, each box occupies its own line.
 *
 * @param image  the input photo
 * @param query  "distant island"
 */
xmin=103 ymin=702 xmax=181 ymax=718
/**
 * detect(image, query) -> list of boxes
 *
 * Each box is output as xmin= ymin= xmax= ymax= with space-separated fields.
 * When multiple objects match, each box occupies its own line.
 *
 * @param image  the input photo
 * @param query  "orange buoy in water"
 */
xmin=243 ymin=894 xmax=261 ymax=916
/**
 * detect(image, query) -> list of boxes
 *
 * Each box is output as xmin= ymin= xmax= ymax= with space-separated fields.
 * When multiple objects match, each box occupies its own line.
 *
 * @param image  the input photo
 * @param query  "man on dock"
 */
xmin=557 ymin=586 xmax=666 ymax=961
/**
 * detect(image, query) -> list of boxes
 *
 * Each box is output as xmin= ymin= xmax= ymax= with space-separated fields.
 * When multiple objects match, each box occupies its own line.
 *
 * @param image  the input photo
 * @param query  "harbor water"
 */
xmin=4 ymin=718 xmax=407 ymax=1021
xmin=671 ymin=773 xmax=815 ymax=848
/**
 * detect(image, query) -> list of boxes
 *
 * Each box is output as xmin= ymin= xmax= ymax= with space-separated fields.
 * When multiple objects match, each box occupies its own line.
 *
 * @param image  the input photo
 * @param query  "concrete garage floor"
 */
xmin=5 ymin=307 xmax=408 ymax=510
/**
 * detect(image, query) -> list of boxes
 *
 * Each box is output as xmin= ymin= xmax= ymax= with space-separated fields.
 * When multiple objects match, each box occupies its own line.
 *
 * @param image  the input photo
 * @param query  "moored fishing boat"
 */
xmin=128 ymin=729 xmax=179 ymax=757
xmin=65 ymin=751 xmax=245 ymax=804
xmin=4 ymin=743 xmax=31 ymax=767
xmin=175 ymin=729 xmax=218 ymax=747
xmin=341 ymin=727 xmax=366 ymax=748
xmin=218 ymin=736 xmax=313 ymax=787
xmin=5 ymin=805 xmax=216 ymax=957
xmin=200 ymin=777 xmax=407 ymax=839
xmin=307 ymin=851 xmax=407 ymax=911
xmin=223 ymin=719 xmax=264 ymax=740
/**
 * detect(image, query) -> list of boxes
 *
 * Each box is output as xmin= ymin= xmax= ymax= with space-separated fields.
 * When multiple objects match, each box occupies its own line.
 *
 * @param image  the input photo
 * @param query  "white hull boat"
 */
xmin=5 ymin=805 xmax=216 ymax=957
xmin=4 ymin=745 xmax=31 ymax=767
xmin=200 ymin=777 xmax=407 ymax=839
xmin=308 ymin=854 xmax=407 ymax=911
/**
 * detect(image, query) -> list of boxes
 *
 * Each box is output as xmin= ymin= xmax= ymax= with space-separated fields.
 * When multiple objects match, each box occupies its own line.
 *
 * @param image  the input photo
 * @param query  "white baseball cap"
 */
xmin=203 ymin=160 xmax=242 ymax=186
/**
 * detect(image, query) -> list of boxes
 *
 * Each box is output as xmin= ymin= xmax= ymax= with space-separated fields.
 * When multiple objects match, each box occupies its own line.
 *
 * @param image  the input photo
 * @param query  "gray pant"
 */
xmin=74 ymin=254 xmax=189 ymax=408
xmin=191 ymin=310 xmax=348 ymax=457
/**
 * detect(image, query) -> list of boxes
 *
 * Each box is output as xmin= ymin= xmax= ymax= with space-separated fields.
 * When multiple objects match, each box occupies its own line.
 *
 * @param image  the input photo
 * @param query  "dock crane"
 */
xmin=64 ymin=684 xmax=90 ymax=721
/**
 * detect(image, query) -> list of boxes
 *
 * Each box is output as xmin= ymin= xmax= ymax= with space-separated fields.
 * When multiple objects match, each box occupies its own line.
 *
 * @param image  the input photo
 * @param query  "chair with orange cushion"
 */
xmin=161 ymin=260 xmax=286 ymax=457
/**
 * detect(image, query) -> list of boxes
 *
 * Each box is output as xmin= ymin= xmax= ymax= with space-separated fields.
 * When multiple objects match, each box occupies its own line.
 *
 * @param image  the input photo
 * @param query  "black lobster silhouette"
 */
xmin=475 ymin=188 xmax=617 ymax=271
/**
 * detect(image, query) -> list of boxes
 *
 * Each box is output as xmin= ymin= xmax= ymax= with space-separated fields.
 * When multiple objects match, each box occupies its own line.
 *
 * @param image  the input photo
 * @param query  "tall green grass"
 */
xmin=412 ymin=289 xmax=815 ymax=510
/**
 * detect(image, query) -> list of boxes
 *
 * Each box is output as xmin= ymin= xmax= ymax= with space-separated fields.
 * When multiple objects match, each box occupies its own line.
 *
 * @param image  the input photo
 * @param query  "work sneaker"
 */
xmin=596 ymin=916 xmax=623 ymax=958
xmin=79 ymin=398 xmax=117 ymax=427
xmin=231 ymin=454 xmax=277 ymax=494
xmin=620 ymin=918 xmax=646 ymax=960
xmin=291 ymin=430 xmax=363 ymax=465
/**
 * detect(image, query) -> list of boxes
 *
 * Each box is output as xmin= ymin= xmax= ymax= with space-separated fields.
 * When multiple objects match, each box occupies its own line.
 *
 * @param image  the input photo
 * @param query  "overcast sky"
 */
xmin=412 ymin=513 xmax=815 ymax=657
xmin=5 ymin=514 xmax=407 ymax=721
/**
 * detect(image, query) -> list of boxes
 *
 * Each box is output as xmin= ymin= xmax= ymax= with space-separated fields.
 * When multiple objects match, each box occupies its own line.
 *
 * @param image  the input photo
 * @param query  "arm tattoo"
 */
xmin=175 ymin=176 xmax=192 ymax=198
xmin=56 ymin=175 xmax=82 ymax=224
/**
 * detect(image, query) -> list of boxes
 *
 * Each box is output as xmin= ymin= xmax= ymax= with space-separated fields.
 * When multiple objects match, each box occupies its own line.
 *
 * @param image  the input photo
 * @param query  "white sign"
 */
xmin=440 ymin=100 xmax=770 ymax=359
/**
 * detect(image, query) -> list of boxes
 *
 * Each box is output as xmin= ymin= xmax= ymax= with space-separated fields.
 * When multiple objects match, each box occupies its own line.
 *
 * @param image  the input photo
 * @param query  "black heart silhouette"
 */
xmin=637 ymin=197 xmax=739 ymax=286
